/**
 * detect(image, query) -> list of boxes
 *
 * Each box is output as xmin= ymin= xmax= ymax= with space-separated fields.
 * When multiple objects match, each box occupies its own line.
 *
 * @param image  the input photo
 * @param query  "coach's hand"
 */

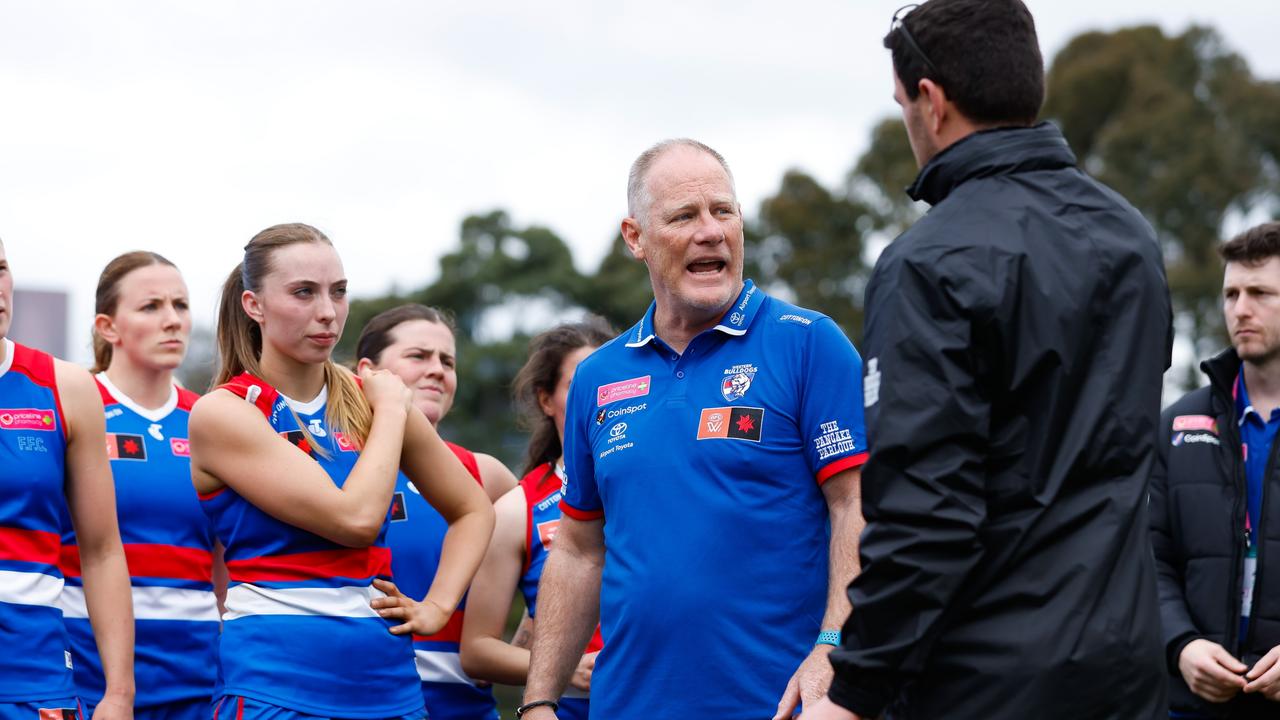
xmin=1245 ymin=644 xmax=1280 ymax=701
xmin=774 ymin=644 xmax=834 ymax=719
xmin=1180 ymin=638 xmax=1247 ymax=703
xmin=371 ymin=578 xmax=451 ymax=636
xmin=797 ymin=696 xmax=862 ymax=719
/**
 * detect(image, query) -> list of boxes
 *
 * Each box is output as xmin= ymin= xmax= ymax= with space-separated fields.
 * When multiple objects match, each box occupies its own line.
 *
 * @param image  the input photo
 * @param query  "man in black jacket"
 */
xmin=1152 ymin=222 xmax=1280 ymax=719
xmin=806 ymin=1 xmax=1172 ymax=718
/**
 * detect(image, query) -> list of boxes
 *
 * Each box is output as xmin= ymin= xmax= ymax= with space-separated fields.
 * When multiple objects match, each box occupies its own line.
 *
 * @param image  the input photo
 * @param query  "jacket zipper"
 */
xmin=1245 ymin=409 xmax=1280 ymax=657
xmin=1228 ymin=410 xmax=1246 ymax=658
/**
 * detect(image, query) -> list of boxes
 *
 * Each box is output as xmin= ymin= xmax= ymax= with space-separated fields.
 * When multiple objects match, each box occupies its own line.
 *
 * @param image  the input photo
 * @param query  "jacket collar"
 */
xmin=1202 ymin=347 xmax=1243 ymax=410
xmin=907 ymin=122 xmax=1078 ymax=206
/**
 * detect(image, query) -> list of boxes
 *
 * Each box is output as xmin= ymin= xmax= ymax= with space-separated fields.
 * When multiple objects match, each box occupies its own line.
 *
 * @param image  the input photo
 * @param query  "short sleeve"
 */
xmin=559 ymin=363 xmax=604 ymax=520
xmin=799 ymin=317 xmax=869 ymax=483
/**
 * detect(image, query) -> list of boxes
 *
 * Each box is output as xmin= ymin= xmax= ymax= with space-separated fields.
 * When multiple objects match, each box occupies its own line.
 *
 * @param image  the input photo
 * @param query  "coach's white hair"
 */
xmin=626 ymin=138 xmax=736 ymax=227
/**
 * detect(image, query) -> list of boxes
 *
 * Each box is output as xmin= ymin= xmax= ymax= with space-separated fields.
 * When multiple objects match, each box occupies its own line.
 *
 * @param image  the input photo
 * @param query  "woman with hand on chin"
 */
xmin=459 ymin=320 xmax=613 ymax=720
xmin=188 ymin=223 xmax=494 ymax=720
xmin=0 ymin=238 xmax=135 ymax=720
xmin=356 ymin=305 xmax=517 ymax=720
xmin=60 ymin=251 xmax=219 ymax=720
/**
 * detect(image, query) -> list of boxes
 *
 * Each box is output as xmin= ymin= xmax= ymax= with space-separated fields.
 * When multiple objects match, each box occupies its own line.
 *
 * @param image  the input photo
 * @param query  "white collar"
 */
xmin=279 ymin=385 xmax=328 ymax=415
xmin=96 ymin=372 xmax=179 ymax=423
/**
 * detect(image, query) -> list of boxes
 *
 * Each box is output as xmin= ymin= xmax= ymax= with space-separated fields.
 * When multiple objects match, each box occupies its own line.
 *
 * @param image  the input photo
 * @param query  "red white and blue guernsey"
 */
xmin=0 ymin=338 xmax=76 ymax=705
xmin=519 ymin=464 xmax=602 ymax=720
xmin=58 ymin=374 xmax=217 ymax=713
xmin=201 ymin=373 xmax=422 ymax=719
xmin=384 ymin=442 xmax=497 ymax=720
xmin=560 ymin=280 xmax=869 ymax=719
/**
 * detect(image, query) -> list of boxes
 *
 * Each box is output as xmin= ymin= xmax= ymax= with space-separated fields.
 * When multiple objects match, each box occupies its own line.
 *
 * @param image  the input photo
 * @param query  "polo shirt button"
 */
xmin=676 ymin=371 xmax=685 ymax=379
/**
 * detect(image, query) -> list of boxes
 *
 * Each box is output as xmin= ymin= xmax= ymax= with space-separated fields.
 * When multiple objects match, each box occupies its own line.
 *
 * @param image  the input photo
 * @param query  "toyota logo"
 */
xmin=609 ymin=422 xmax=627 ymax=438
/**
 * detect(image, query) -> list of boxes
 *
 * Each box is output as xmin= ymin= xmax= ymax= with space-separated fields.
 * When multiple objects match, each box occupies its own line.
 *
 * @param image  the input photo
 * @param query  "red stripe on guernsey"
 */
xmin=59 ymin=543 xmax=213 ymax=582
xmin=816 ymin=451 xmax=869 ymax=485
xmin=218 ymin=372 xmax=278 ymax=419
xmin=558 ymin=500 xmax=603 ymax=522
xmin=445 ymin=441 xmax=483 ymax=485
xmin=96 ymin=378 xmax=116 ymax=405
xmin=198 ymin=487 xmax=227 ymax=501
xmin=226 ymin=546 xmax=392 ymax=583
xmin=177 ymin=387 xmax=199 ymax=412
xmin=412 ymin=607 xmax=466 ymax=643
xmin=521 ymin=465 xmax=558 ymax=575
xmin=587 ymin=625 xmax=604 ymax=653
xmin=0 ymin=526 xmax=61 ymax=565
xmin=11 ymin=342 xmax=68 ymax=440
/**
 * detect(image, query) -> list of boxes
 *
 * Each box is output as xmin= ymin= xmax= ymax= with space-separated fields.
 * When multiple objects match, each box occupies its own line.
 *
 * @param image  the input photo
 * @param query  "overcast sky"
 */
xmin=4 ymin=0 xmax=1279 ymax=363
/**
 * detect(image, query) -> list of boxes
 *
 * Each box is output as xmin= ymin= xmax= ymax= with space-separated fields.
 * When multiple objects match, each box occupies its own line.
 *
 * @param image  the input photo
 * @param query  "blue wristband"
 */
xmin=816 ymin=630 xmax=841 ymax=647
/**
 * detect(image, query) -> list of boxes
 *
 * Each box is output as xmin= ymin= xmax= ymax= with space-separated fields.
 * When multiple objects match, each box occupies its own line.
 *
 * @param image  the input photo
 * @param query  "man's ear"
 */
xmin=621 ymin=217 xmax=646 ymax=261
xmin=918 ymin=77 xmax=949 ymax=135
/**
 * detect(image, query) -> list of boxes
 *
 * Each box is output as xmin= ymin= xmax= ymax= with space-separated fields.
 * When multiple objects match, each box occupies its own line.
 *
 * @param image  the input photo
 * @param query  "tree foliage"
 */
xmin=316 ymin=22 xmax=1280 ymax=469
xmin=1044 ymin=25 xmax=1280 ymax=372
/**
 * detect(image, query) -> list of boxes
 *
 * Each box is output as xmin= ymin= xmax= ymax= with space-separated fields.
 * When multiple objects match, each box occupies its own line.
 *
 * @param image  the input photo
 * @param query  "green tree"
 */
xmin=338 ymin=210 xmax=590 ymax=467
xmin=751 ymin=170 xmax=877 ymax=342
xmin=1044 ymin=25 xmax=1280 ymax=383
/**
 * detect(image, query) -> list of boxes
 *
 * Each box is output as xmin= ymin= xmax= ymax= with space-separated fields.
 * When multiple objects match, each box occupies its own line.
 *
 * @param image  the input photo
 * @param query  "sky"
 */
xmin=3 ymin=0 xmax=1280 ymax=363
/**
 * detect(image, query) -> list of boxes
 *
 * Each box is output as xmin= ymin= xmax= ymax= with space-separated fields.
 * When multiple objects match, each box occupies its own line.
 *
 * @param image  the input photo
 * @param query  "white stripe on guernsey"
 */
xmin=414 ymin=649 xmax=475 ymax=685
xmin=57 ymin=585 xmax=219 ymax=622
xmin=222 ymin=583 xmax=387 ymax=620
xmin=411 ymin=650 xmax=588 ymax=698
xmin=0 ymin=569 xmax=63 ymax=607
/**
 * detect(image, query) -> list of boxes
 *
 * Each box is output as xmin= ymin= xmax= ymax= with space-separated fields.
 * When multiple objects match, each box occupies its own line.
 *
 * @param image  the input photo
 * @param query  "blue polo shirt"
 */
xmin=1236 ymin=372 xmax=1279 ymax=642
xmin=560 ymin=280 xmax=868 ymax=719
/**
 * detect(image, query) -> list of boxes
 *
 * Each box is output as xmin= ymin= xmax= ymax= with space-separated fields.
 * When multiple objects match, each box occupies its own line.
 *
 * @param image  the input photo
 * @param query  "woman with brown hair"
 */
xmin=356 ymin=304 xmax=517 ymax=720
xmin=458 ymin=319 xmax=614 ymax=720
xmin=60 ymin=251 xmax=218 ymax=720
xmin=188 ymin=223 xmax=494 ymax=720
xmin=0 ymin=238 xmax=134 ymax=720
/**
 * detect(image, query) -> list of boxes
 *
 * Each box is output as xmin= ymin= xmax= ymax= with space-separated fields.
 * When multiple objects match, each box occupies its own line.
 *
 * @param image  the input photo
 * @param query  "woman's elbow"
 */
xmin=331 ymin=517 xmax=383 ymax=547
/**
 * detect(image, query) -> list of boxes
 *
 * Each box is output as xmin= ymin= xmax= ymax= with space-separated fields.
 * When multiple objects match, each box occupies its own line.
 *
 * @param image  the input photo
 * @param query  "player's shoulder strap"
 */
xmin=216 ymin=372 xmax=279 ymax=421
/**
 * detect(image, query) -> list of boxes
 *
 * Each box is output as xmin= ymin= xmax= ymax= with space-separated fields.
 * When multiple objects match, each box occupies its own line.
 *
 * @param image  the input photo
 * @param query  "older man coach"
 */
xmin=516 ymin=139 xmax=869 ymax=720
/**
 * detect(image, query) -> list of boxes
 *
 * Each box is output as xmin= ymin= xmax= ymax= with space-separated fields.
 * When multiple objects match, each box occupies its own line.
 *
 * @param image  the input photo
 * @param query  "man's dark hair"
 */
xmin=884 ymin=0 xmax=1044 ymax=126
xmin=1220 ymin=222 xmax=1280 ymax=265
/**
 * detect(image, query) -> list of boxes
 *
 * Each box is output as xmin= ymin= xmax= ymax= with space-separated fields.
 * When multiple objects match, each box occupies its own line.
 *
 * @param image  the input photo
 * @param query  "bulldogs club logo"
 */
xmin=720 ymin=363 xmax=758 ymax=402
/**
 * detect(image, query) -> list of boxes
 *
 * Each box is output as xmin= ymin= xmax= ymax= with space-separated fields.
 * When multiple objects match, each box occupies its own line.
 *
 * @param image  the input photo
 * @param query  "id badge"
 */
xmin=1243 ymin=549 xmax=1258 ymax=618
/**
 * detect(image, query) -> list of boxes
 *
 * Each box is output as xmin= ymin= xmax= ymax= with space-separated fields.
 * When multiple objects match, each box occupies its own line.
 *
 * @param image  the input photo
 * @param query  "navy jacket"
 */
xmin=829 ymin=123 xmax=1171 ymax=719
xmin=1153 ymin=347 xmax=1280 ymax=718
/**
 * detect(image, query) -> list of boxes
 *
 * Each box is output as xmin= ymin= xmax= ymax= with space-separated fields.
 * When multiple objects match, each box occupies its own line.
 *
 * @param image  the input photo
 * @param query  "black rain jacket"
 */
xmin=828 ymin=123 xmax=1171 ymax=719
xmin=1152 ymin=347 xmax=1280 ymax=718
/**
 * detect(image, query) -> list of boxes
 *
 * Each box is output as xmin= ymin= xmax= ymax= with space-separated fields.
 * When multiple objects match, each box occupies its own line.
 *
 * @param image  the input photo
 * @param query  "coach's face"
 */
xmin=1224 ymin=257 xmax=1280 ymax=365
xmin=622 ymin=146 xmax=744 ymax=326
